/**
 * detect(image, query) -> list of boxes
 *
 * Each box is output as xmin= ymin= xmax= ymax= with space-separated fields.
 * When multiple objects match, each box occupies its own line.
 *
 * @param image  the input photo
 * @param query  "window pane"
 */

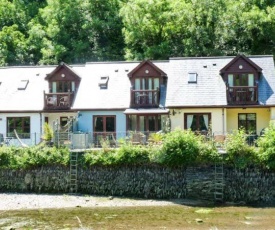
xmin=140 ymin=116 xmax=145 ymax=132
xmin=154 ymin=78 xmax=160 ymax=89
xmin=148 ymin=78 xmax=152 ymax=90
xmin=148 ymin=116 xmax=155 ymax=131
xmin=248 ymin=74 xmax=254 ymax=86
xmin=7 ymin=117 xmax=30 ymax=137
xmin=129 ymin=115 xmax=137 ymax=131
xmin=199 ymin=115 xmax=208 ymax=131
xmin=94 ymin=117 xmax=103 ymax=132
xmin=190 ymin=115 xmax=197 ymax=131
xmin=106 ymin=117 xmax=115 ymax=132
xmin=228 ymin=74 xmax=234 ymax=87
xmin=135 ymin=78 xmax=140 ymax=90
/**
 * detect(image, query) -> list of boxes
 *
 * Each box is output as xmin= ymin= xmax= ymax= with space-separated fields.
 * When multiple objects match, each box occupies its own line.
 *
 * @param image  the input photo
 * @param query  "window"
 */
xmin=228 ymin=74 xmax=254 ymax=87
xmin=18 ymin=80 xmax=29 ymax=90
xmin=127 ymin=114 xmax=167 ymax=132
xmin=98 ymin=76 xmax=109 ymax=89
xmin=93 ymin=116 xmax=116 ymax=133
xmin=188 ymin=72 xmax=197 ymax=83
xmin=134 ymin=77 xmax=159 ymax=90
xmin=184 ymin=113 xmax=211 ymax=133
xmin=60 ymin=117 xmax=68 ymax=128
xmin=7 ymin=117 xmax=30 ymax=138
xmin=238 ymin=113 xmax=256 ymax=134
xmin=51 ymin=81 xmax=75 ymax=93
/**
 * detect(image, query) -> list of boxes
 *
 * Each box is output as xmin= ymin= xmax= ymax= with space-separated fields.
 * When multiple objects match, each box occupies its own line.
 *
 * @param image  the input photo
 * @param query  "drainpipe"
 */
xmin=222 ymin=108 xmax=225 ymax=134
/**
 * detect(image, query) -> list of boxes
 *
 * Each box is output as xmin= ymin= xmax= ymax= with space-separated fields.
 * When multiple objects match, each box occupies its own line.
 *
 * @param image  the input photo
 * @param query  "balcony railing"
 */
xmin=227 ymin=86 xmax=258 ymax=105
xmin=130 ymin=89 xmax=159 ymax=108
xmin=44 ymin=91 xmax=74 ymax=110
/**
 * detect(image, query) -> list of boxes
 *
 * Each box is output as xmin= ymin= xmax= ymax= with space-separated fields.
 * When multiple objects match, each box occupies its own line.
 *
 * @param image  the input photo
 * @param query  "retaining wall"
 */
xmin=0 ymin=165 xmax=274 ymax=204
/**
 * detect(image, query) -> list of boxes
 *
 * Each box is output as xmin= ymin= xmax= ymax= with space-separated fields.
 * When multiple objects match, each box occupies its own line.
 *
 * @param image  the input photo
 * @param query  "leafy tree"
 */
xmin=120 ymin=0 xmax=174 ymax=60
xmin=33 ymin=0 xmax=124 ymax=64
xmin=0 ymin=25 xmax=28 ymax=66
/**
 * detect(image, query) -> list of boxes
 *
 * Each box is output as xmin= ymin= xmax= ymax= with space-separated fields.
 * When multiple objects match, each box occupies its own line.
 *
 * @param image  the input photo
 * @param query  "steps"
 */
xmin=69 ymin=151 xmax=78 ymax=193
xmin=214 ymin=160 xmax=224 ymax=203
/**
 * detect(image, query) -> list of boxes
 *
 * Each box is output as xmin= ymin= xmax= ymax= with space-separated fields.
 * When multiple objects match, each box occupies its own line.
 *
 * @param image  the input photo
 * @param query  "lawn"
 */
xmin=1 ymin=204 xmax=275 ymax=229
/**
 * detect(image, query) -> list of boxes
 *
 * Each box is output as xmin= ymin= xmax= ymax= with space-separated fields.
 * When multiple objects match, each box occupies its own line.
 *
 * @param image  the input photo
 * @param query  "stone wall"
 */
xmin=0 ymin=165 xmax=274 ymax=204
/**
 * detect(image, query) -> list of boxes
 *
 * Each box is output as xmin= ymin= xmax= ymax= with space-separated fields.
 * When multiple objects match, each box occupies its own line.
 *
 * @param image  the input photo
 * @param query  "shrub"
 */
xmin=115 ymin=143 xmax=150 ymax=165
xmin=159 ymin=129 xmax=200 ymax=167
xmin=83 ymin=149 xmax=116 ymax=166
xmin=256 ymin=122 xmax=275 ymax=170
xmin=197 ymin=139 xmax=220 ymax=164
xmin=225 ymin=129 xmax=257 ymax=168
xmin=0 ymin=146 xmax=70 ymax=169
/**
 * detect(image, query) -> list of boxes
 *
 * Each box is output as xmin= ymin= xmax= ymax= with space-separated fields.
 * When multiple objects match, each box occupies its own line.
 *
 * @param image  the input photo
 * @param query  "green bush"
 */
xmin=0 ymin=146 xmax=70 ymax=169
xmin=83 ymin=149 xmax=117 ymax=166
xmin=115 ymin=143 xmax=150 ymax=165
xmin=256 ymin=122 xmax=275 ymax=170
xmin=197 ymin=139 xmax=220 ymax=164
xmin=159 ymin=129 xmax=200 ymax=166
xmin=225 ymin=129 xmax=257 ymax=168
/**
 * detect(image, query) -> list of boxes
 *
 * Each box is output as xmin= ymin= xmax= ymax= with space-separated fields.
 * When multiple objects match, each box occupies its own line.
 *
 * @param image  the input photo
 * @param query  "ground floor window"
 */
xmin=184 ymin=113 xmax=211 ymax=134
xmin=93 ymin=116 xmax=116 ymax=143
xmin=127 ymin=114 xmax=168 ymax=132
xmin=7 ymin=117 xmax=30 ymax=138
xmin=238 ymin=113 xmax=256 ymax=134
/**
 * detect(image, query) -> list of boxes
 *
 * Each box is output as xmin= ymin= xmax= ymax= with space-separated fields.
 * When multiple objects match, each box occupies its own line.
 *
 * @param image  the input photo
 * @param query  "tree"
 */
xmin=31 ymin=0 xmax=124 ymax=64
xmin=120 ymin=0 xmax=174 ymax=60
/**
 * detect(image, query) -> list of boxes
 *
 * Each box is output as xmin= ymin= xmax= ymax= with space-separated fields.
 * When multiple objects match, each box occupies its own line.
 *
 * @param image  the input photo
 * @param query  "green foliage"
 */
xmin=83 ymin=149 xmax=117 ymax=166
xmin=256 ymin=122 xmax=275 ymax=170
xmin=159 ymin=129 xmax=200 ymax=166
xmin=0 ymin=146 xmax=69 ymax=169
xmin=197 ymin=139 xmax=221 ymax=164
xmin=115 ymin=144 xmax=150 ymax=165
xmin=43 ymin=122 xmax=53 ymax=142
xmin=225 ymin=129 xmax=257 ymax=168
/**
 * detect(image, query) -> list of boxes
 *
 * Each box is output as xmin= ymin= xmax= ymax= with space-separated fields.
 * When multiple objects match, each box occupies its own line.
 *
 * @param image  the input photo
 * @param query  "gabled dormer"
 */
xmin=128 ymin=60 xmax=167 ymax=108
xmin=220 ymin=55 xmax=262 ymax=105
xmin=44 ymin=62 xmax=81 ymax=110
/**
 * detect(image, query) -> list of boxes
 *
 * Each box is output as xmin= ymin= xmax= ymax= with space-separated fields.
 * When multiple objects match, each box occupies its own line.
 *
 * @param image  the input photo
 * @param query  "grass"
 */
xmin=1 ymin=205 xmax=275 ymax=229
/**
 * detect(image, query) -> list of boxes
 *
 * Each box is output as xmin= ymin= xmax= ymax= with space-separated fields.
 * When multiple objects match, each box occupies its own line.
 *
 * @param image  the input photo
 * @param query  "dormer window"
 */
xmin=188 ymin=72 xmax=197 ymax=83
xmin=44 ymin=62 xmax=81 ymax=110
xmin=128 ymin=60 xmax=167 ymax=108
xmin=220 ymin=55 xmax=262 ymax=105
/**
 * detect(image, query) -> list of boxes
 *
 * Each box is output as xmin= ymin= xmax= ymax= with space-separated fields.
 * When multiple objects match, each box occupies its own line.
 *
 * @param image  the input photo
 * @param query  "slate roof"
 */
xmin=166 ymin=55 xmax=275 ymax=107
xmin=0 ymin=55 xmax=274 ymax=112
xmin=72 ymin=61 xmax=170 ymax=110
xmin=0 ymin=66 xmax=55 ymax=111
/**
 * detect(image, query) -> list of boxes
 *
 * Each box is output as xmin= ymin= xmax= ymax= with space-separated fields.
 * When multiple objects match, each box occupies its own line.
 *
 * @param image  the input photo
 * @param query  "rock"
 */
xmin=195 ymin=218 xmax=203 ymax=223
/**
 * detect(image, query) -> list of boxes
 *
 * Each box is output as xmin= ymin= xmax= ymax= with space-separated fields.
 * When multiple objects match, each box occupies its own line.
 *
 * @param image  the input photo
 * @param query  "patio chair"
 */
xmin=59 ymin=96 xmax=69 ymax=106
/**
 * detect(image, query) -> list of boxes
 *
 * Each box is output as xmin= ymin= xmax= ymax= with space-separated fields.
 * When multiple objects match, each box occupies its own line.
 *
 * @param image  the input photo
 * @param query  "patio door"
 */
xmin=93 ymin=116 xmax=116 ymax=145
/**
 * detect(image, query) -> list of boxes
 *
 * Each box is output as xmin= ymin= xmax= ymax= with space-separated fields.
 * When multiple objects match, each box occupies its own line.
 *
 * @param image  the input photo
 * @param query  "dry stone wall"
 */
xmin=0 ymin=165 xmax=274 ymax=204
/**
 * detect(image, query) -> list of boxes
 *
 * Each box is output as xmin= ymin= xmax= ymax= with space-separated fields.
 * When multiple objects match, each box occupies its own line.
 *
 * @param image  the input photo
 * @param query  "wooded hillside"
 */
xmin=1 ymin=0 xmax=275 ymax=65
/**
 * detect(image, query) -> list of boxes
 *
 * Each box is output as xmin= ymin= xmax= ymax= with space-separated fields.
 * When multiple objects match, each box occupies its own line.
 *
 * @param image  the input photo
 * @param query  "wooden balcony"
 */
xmin=44 ymin=91 xmax=74 ymax=110
xmin=227 ymin=86 xmax=258 ymax=105
xmin=130 ymin=89 xmax=159 ymax=108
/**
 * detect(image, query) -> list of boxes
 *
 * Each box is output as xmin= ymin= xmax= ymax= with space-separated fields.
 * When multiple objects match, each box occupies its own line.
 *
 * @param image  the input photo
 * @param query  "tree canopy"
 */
xmin=0 ymin=0 xmax=275 ymax=65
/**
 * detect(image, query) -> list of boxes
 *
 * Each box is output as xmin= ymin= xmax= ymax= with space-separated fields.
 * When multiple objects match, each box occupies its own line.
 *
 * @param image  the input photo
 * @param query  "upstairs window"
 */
xmin=18 ymin=80 xmax=29 ymax=90
xmin=228 ymin=74 xmax=254 ymax=87
xmin=134 ymin=77 xmax=159 ymax=90
xmin=51 ymin=81 xmax=75 ymax=93
xmin=98 ymin=76 xmax=109 ymax=89
xmin=188 ymin=72 xmax=197 ymax=83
